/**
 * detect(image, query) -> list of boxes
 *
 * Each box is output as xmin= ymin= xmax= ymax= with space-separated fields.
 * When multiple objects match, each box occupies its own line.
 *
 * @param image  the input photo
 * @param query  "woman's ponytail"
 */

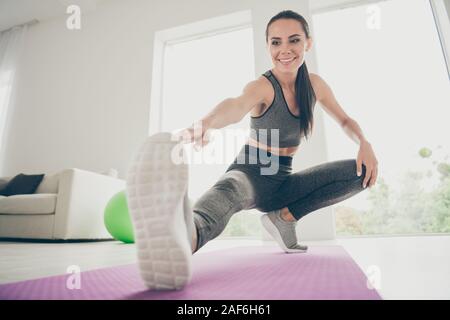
xmin=295 ymin=62 xmax=316 ymax=140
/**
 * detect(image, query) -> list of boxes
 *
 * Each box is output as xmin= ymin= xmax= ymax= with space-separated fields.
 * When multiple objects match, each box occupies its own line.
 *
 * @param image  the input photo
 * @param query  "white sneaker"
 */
xmin=126 ymin=132 xmax=192 ymax=290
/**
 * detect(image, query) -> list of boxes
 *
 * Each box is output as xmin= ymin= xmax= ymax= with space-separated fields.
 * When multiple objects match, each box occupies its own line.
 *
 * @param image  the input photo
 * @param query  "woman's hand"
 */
xmin=176 ymin=120 xmax=212 ymax=150
xmin=356 ymin=141 xmax=378 ymax=188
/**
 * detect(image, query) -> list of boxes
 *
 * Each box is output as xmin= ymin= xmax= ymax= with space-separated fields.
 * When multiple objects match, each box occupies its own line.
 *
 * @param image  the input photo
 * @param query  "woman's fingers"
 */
xmin=369 ymin=167 xmax=378 ymax=187
xmin=176 ymin=127 xmax=193 ymax=143
xmin=362 ymin=163 xmax=379 ymax=188
xmin=356 ymin=159 xmax=363 ymax=177
xmin=362 ymin=165 xmax=373 ymax=188
xmin=178 ymin=126 xmax=203 ymax=144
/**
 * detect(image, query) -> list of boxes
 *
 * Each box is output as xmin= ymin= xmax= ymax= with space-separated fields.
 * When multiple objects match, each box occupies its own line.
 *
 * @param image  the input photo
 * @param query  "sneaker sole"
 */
xmin=260 ymin=214 xmax=307 ymax=254
xmin=126 ymin=132 xmax=192 ymax=290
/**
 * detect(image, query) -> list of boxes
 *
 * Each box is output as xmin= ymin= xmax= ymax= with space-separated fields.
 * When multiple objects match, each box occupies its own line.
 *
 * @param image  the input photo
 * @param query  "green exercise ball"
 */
xmin=104 ymin=190 xmax=134 ymax=243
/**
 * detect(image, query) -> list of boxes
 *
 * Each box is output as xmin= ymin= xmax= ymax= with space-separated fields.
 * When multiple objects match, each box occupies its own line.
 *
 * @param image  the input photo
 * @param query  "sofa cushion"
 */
xmin=0 ymin=194 xmax=57 ymax=214
xmin=0 ymin=173 xmax=45 ymax=196
xmin=35 ymin=173 xmax=59 ymax=194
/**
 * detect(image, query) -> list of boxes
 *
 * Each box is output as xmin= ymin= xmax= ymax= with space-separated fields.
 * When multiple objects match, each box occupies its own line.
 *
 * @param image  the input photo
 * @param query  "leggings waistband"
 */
xmin=232 ymin=144 xmax=293 ymax=167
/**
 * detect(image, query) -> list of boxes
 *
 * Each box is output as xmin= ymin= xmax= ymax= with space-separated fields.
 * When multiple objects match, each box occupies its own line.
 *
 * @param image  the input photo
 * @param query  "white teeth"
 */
xmin=279 ymin=57 xmax=295 ymax=64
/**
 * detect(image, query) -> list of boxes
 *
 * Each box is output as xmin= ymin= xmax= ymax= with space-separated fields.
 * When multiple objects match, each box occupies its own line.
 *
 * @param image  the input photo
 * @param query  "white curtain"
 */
xmin=0 ymin=25 xmax=27 ymax=174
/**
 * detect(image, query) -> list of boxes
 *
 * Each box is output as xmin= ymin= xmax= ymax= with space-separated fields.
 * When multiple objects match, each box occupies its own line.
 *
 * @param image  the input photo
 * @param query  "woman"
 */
xmin=126 ymin=10 xmax=378 ymax=290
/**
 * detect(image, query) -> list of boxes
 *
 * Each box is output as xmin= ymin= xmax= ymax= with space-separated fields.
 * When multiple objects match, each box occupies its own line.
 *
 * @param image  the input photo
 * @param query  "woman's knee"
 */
xmin=193 ymin=170 xmax=255 ymax=217
xmin=213 ymin=170 xmax=255 ymax=206
xmin=341 ymin=159 xmax=367 ymax=180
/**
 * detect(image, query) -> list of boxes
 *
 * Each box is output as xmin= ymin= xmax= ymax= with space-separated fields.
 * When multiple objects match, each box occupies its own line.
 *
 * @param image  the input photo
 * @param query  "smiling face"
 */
xmin=266 ymin=18 xmax=312 ymax=73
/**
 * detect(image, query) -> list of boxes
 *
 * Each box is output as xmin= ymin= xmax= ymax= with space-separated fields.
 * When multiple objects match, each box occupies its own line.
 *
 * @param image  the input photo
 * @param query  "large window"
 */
xmin=160 ymin=27 xmax=262 ymax=238
xmin=312 ymin=0 xmax=450 ymax=235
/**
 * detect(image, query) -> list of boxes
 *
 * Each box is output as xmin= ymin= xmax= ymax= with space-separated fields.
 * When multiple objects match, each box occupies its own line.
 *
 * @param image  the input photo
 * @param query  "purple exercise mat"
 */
xmin=0 ymin=245 xmax=382 ymax=300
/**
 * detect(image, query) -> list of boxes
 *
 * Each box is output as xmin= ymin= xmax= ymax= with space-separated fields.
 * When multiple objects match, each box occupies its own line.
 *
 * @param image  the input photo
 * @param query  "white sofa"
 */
xmin=0 ymin=168 xmax=125 ymax=240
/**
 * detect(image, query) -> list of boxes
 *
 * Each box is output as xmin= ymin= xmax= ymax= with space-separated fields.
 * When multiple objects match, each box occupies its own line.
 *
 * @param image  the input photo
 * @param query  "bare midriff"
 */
xmin=246 ymin=137 xmax=298 ymax=157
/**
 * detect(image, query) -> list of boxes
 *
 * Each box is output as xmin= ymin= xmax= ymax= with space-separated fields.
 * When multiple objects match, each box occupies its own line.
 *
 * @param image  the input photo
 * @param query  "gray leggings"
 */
xmin=192 ymin=145 xmax=367 ymax=251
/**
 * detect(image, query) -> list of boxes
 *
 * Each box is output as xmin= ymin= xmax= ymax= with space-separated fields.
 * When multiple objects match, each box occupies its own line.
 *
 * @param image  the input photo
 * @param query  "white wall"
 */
xmin=1 ymin=0 xmax=335 ymax=240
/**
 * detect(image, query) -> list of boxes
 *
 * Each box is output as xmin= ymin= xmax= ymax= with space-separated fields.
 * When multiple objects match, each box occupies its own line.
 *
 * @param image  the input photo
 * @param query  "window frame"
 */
xmin=148 ymin=10 xmax=252 ymax=135
xmin=311 ymin=0 xmax=450 ymax=238
xmin=430 ymin=0 xmax=450 ymax=80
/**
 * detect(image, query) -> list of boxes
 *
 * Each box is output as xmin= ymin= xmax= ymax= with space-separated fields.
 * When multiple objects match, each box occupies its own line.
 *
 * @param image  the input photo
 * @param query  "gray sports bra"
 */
xmin=249 ymin=70 xmax=301 ymax=148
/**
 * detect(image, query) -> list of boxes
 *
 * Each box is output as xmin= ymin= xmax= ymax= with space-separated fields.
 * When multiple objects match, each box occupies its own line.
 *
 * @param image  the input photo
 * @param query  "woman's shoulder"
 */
xmin=256 ymin=74 xmax=275 ymax=107
xmin=238 ymin=74 xmax=276 ymax=118
xmin=241 ymin=74 xmax=275 ymax=104
xmin=308 ymin=72 xmax=322 ymax=86
xmin=256 ymin=73 xmax=273 ymax=90
xmin=308 ymin=72 xmax=325 ymax=101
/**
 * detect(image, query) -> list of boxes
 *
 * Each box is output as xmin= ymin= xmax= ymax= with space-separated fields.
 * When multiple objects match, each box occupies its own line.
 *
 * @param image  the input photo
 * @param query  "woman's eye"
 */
xmin=272 ymin=39 xmax=300 ymax=45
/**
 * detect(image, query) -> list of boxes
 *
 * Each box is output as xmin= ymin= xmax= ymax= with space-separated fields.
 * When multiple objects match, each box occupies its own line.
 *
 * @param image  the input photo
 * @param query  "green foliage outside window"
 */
xmin=336 ymin=146 xmax=450 ymax=235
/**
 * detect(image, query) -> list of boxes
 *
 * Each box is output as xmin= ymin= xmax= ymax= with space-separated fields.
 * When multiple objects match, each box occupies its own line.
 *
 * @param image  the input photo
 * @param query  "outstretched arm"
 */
xmin=180 ymin=79 xmax=266 ymax=147
xmin=310 ymin=73 xmax=378 ymax=188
